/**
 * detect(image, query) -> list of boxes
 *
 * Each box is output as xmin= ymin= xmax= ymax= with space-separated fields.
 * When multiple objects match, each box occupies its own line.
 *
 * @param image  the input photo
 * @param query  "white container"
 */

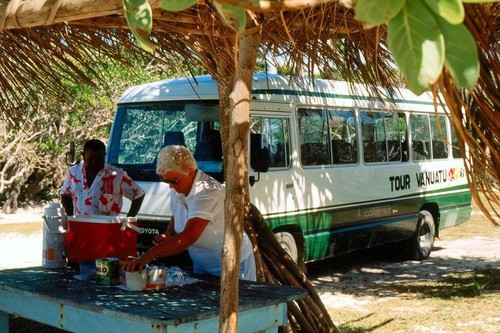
xmin=125 ymin=271 xmax=148 ymax=291
xmin=42 ymin=202 xmax=68 ymax=268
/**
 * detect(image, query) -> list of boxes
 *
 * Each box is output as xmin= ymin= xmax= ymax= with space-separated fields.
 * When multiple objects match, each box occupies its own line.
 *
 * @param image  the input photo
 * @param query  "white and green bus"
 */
xmin=108 ymin=74 xmax=472 ymax=263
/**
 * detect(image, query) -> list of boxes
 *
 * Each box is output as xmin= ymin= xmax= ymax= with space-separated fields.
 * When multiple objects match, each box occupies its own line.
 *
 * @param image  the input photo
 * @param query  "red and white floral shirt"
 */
xmin=60 ymin=162 xmax=144 ymax=216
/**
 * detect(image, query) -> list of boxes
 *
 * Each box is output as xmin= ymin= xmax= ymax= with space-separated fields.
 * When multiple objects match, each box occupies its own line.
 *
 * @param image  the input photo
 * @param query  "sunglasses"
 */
xmin=162 ymin=175 xmax=181 ymax=185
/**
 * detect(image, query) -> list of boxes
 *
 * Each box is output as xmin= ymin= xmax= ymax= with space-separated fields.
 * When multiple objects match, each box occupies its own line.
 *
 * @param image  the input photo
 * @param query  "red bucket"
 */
xmin=65 ymin=216 xmax=139 ymax=263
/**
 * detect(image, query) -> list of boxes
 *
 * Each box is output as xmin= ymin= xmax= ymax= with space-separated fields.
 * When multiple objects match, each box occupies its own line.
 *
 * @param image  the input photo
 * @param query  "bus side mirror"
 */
xmin=249 ymin=134 xmax=270 ymax=186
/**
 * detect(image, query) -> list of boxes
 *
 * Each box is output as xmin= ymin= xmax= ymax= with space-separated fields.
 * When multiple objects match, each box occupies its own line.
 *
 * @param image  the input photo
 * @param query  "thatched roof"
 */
xmin=0 ymin=0 xmax=498 ymax=222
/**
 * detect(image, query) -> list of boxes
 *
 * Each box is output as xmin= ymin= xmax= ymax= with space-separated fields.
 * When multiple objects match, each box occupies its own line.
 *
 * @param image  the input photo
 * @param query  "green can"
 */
xmin=95 ymin=258 xmax=120 ymax=286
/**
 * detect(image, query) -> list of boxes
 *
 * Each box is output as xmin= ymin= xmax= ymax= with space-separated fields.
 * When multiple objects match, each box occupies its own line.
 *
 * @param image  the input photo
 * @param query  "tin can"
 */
xmin=95 ymin=258 xmax=120 ymax=286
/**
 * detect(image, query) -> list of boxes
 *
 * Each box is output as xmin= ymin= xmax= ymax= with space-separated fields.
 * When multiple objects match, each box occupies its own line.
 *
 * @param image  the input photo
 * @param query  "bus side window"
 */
xmin=329 ymin=109 xmax=358 ymax=164
xmin=410 ymin=114 xmax=431 ymax=161
xmin=332 ymin=139 xmax=354 ymax=164
xmin=250 ymin=116 xmax=291 ymax=169
xmin=412 ymin=140 xmax=429 ymax=160
xmin=450 ymin=125 xmax=462 ymax=158
xmin=301 ymin=142 xmax=328 ymax=165
xmin=361 ymin=111 xmax=387 ymax=163
xmin=430 ymin=115 xmax=449 ymax=159
xmin=298 ymin=108 xmax=330 ymax=166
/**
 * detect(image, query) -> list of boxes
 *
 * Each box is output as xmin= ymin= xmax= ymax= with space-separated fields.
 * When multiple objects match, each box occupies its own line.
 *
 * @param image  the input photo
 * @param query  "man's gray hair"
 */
xmin=156 ymin=145 xmax=197 ymax=176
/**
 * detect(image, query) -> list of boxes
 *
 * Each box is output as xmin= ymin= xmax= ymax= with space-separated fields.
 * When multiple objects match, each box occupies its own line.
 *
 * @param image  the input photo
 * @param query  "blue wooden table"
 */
xmin=0 ymin=267 xmax=306 ymax=332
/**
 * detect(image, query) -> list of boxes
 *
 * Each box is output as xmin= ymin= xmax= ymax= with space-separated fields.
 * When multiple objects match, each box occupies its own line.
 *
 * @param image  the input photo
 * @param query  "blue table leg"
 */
xmin=0 ymin=311 xmax=8 ymax=333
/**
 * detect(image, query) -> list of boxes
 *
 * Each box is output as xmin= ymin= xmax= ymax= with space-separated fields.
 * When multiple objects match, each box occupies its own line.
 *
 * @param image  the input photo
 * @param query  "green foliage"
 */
xmin=123 ymin=0 xmax=155 ymax=52
xmin=354 ymin=0 xmax=405 ymax=28
xmin=213 ymin=2 xmax=247 ymax=33
xmin=354 ymin=0 xmax=493 ymax=95
xmin=0 ymin=49 xmax=188 ymax=208
xmin=387 ymin=1 xmax=445 ymax=94
xmin=437 ymin=16 xmax=480 ymax=89
xmin=423 ymin=0 xmax=464 ymax=24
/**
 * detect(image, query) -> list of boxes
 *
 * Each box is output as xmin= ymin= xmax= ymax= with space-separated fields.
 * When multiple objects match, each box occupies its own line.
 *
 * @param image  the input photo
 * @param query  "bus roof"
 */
xmin=117 ymin=74 xmax=438 ymax=111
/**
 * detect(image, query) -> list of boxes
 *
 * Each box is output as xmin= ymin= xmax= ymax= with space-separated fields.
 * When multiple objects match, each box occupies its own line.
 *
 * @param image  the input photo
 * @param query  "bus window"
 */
xmin=430 ymin=115 xmax=449 ymax=159
xmin=450 ymin=124 xmax=463 ymax=158
xmin=385 ymin=112 xmax=407 ymax=162
xmin=298 ymin=108 xmax=330 ymax=166
xmin=118 ymin=108 xmax=164 ymax=165
xmin=114 ymin=106 xmax=196 ymax=165
xmin=361 ymin=111 xmax=387 ymax=163
xmin=410 ymin=114 xmax=431 ymax=161
xmin=250 ymin=116 xmax=291 ymax=169
xmin=328 ymin=110 xmax=358 ymax=164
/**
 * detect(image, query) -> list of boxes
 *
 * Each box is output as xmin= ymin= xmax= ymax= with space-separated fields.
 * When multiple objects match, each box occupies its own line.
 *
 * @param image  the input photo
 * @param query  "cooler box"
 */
xmin=65 ymin=216 xmax=140 ymax=263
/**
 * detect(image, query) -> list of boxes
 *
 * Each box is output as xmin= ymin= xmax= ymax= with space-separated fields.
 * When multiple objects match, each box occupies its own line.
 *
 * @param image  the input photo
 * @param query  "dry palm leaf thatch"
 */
xmin=0 ymin=3 xmax=497 ymax=215
xmin=438 ymin=3 xmax=499 ymax=225
xmin=0 ymin=23 xmax=158 ymax=115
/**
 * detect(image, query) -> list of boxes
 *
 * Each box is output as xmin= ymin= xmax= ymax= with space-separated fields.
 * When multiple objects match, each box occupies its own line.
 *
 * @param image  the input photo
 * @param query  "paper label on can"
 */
xmin=95 ymin=258 xmax=120 ymax=285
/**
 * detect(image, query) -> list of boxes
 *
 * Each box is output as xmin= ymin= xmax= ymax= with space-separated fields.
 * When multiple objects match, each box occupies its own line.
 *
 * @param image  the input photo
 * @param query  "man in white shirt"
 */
xmin=124 ymin=145 xmax=256 ymax=281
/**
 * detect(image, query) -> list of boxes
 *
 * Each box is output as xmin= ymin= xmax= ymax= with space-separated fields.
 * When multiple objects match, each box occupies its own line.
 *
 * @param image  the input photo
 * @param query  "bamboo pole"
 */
xmin=0 ymin=0 xmax=161 ymax=31
xmin=249 ymin=204 xmax=338 ymax=333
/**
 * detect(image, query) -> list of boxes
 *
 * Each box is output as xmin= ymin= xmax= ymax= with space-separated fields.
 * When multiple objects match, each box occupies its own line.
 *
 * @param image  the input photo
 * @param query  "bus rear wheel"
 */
xmin=408 ymin=211 xmax=436 ymax=260
xmin=275 ymin=231 xmax=299 ymax=263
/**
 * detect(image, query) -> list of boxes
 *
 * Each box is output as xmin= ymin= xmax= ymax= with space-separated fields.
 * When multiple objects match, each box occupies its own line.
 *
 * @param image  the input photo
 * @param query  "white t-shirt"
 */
xmin=170 ymin=170 xmax=253 ymax=276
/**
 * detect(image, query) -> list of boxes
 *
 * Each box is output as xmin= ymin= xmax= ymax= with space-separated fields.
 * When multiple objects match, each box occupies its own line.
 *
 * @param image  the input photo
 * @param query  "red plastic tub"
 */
xmin=65 ymin=216 xmax=139 ymax=263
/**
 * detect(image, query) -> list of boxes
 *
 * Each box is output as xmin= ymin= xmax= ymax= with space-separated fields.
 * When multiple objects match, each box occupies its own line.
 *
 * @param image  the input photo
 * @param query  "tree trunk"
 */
xmin=219 ymin=24 xmax=262 ymax=332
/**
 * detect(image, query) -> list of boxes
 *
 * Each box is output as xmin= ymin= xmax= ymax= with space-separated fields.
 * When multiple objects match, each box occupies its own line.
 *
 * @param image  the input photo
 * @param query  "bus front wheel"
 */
xmin=408 ymin=211 xmax=436 ymax=260
xmin=275 ymin=231 xmax=299 ymax=263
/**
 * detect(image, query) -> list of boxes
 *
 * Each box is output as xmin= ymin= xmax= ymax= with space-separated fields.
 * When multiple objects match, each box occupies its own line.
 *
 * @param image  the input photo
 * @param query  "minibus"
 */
xmin=107 ymin=74 xmax=472 ymax=263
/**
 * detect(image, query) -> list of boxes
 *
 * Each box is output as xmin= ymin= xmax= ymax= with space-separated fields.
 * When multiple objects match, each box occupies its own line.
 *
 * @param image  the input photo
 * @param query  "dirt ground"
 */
xmin=0 ymin=202 xmax=499 ymax=332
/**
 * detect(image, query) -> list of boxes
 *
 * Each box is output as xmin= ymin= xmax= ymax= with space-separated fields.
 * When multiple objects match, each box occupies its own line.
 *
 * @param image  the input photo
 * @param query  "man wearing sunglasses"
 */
xmin=124 ymin=145 xmax=256 ymax=281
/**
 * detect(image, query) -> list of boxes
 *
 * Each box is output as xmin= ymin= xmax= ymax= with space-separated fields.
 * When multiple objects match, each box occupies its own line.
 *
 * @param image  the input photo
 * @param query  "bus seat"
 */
xmin=250 ymin=133 xmax=270 ymax=172
xmin=364 ymin=142 xmax=387 ymax=162
xmin=163 ymin=131 xmax=185 ymax=147
xmin=432 ymin=140 xmax=448 ymax=159
xmin=387 ymin=140 xmax=402 ymax=162
xmin=301 ymin=142 xmax=328 ymax=165
xmin=332 ymin=139 xmax=353 ymax=164
xmin=194 ymin=129 xmax=223 ymax=161
xmin=413 ymin=140 xmax=429 ymax=160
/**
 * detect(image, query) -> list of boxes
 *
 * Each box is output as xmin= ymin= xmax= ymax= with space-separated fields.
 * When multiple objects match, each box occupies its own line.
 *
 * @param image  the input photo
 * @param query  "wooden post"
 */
xmin=219 ymin=22 xmax=262 ymax=332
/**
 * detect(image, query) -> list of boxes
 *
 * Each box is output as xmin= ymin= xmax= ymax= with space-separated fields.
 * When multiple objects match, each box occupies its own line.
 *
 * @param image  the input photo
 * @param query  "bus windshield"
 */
xmin=107 ymin=101 xmax=222 ymax=181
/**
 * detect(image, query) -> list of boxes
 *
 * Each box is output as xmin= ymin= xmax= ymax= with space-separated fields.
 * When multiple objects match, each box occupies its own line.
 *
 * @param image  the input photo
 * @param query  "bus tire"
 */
xmin=408 ymin=211 xmax=436 ymax=260
xmin=275 ymin=231 xmax=299 ymax=263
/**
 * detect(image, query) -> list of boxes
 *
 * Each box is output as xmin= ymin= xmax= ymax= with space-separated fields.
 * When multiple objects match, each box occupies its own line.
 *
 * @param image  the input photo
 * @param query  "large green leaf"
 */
xmin=423 ymin=0 xmax=463 ymax=24
xmin=213 ymin=2 xmax=247 ymax=33
xmin=160 ymin=0 xmax=198 ymax=12
xmin=123 ymin=0 xmax=155 ymax=52
xmin=437 ymin=17 xmax=480 ymax=89
xmin=354 ymin=0 xmax=406 ymax=28
xmin=387 ymin=0 xmax=445 ymax=94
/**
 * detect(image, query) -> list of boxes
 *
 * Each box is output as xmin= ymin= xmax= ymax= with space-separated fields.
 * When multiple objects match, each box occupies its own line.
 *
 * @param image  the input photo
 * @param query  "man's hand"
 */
xmin=153 ymin=233 xmax=167 ymax=246
xmin=122 ymin=256 xmax=149 ymax=273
